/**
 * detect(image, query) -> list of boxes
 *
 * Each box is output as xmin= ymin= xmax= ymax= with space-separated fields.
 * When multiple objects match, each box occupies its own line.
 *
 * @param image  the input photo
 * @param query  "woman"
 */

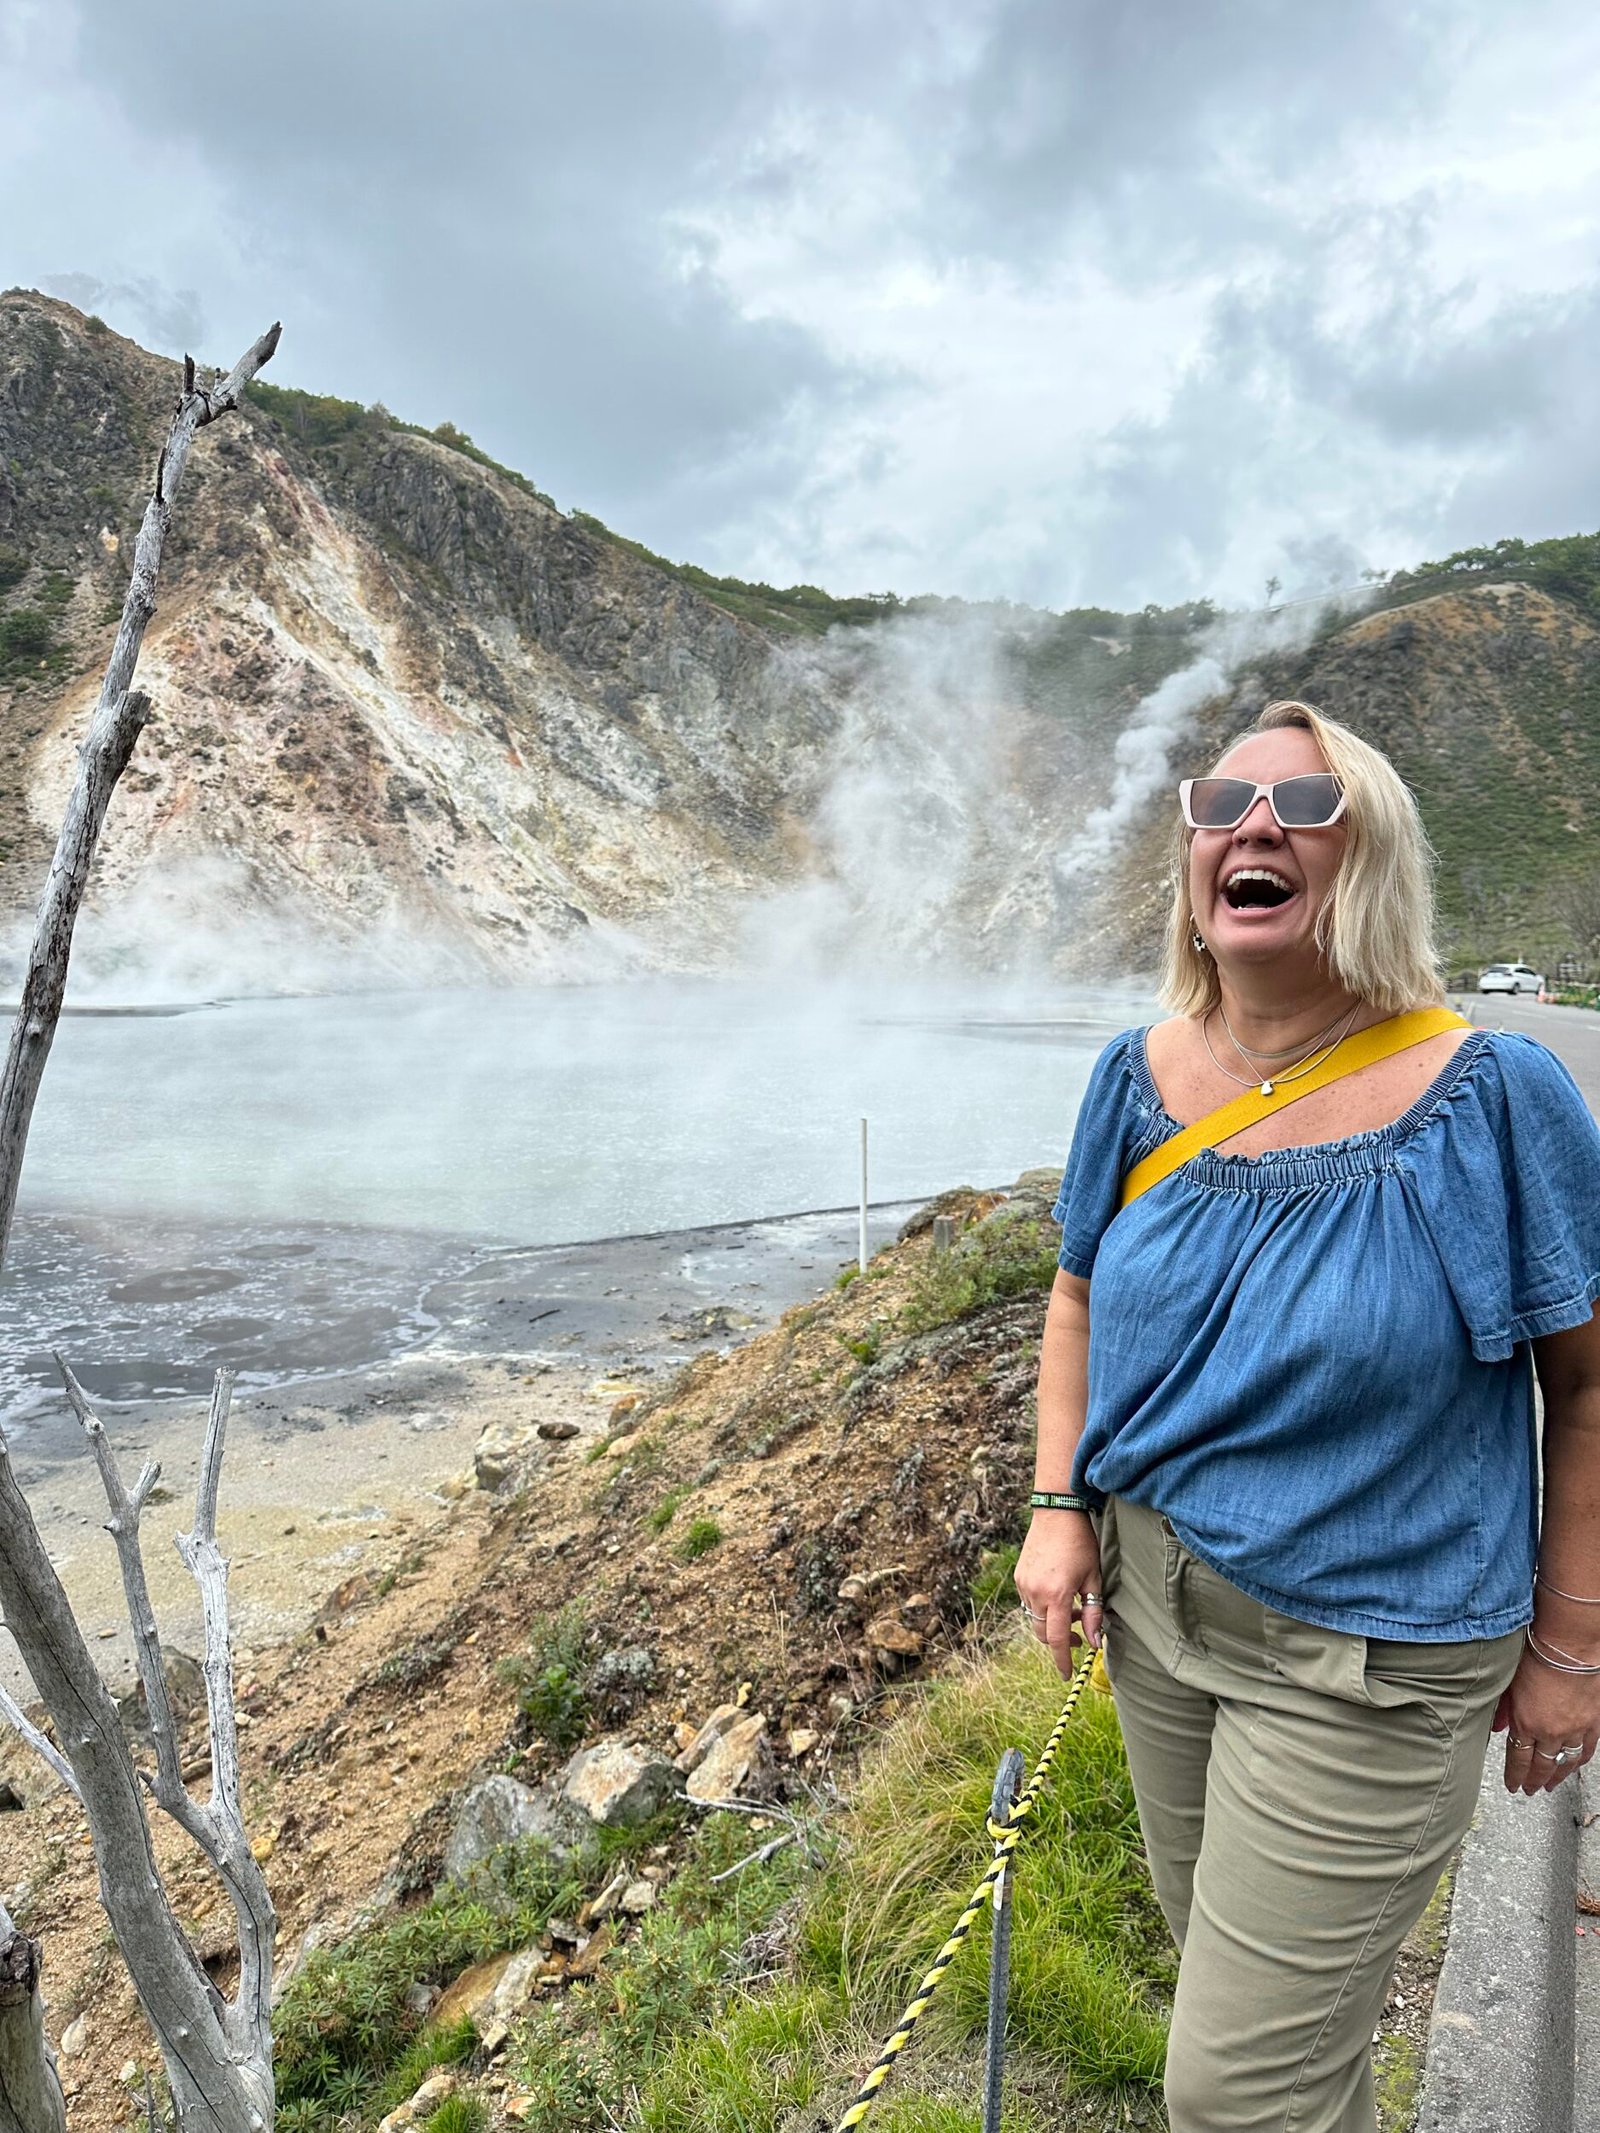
xmin=1017 ymin=699 xmax=1600 ymax=2133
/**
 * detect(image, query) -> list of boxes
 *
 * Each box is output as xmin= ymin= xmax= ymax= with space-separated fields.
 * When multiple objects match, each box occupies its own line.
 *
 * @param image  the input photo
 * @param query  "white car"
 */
xmin=1478 ymin=962 xmax=1545 ymax=996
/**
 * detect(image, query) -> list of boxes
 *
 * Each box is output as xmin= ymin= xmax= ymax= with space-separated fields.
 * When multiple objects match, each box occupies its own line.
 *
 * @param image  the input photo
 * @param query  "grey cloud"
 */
xmin=64 ymin=0 xmax=868 ymax=540
xmin=38 ymin=270 xmax=204 ymax=354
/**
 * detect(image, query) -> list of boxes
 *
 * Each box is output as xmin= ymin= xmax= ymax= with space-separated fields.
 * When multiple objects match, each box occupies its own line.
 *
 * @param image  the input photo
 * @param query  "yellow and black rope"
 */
xmin=832 ymin=1646 xmax=1098 ymax=2132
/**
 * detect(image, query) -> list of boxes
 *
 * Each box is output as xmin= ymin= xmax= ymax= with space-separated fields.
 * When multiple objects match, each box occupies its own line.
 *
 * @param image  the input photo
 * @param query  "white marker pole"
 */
xmin=859 ymin=1117 xmax=869 ymax=1273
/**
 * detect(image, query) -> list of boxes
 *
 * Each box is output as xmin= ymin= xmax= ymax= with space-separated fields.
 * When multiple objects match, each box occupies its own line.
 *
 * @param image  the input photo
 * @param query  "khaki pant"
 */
xmin=1099 ymin=1496 xmax=1522 ymax=2133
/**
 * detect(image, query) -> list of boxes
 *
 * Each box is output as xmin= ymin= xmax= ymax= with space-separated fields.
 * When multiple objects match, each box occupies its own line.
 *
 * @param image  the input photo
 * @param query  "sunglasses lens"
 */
xmin=1272 ymin=774 xmax=1343 ymax=826
xmin=1187 ymin=777 xmax=1255 ymax=828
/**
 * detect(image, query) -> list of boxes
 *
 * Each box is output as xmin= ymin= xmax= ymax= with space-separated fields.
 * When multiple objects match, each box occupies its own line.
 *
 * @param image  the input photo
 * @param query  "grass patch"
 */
xmin=647 ymin=1486 xmax=689 ymax=1534
xmin=508 ymin=1812 xmax=814 ymax=2129
xmin=676 ymin=1515 xmax=724 ymax=1562
xmin=636 ymin=1641 xmax=1170 ymax=2128
xmin=902 ymin=1209 xmax=1059 ymax=1335
xmin=969 ymin=1543 xmax=1021 ymax=1615
xmin=424 ymin=2095 xmax=486 ymax=2133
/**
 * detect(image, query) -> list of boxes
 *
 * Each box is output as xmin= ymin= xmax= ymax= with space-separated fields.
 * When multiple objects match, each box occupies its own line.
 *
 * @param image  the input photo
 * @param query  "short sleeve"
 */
xmin=1404 ymin=1033 xmax=1600 ymax=1362
xmin=1051 ymin=1032 xmax=1160 ymax=1279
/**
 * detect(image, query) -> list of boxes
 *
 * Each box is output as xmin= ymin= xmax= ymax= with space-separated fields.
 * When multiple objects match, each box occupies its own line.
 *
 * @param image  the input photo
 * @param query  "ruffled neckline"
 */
xmin=1127 ymin=1024 xmax=1497 ymax=1193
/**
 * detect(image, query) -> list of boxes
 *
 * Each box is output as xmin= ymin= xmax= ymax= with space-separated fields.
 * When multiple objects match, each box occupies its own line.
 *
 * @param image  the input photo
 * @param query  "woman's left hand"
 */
xmin=1493 ymin=1652 xmax=1600 ymax=1795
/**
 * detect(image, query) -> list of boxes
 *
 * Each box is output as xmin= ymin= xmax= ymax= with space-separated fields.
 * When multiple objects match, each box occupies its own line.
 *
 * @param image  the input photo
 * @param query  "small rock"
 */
xmin=786 ymin=1728 xmax=819 ymax=1759
xmin=672 ymin=1703 xmax=742 ymax=1774
xmin=490 ymin=1947 xmax=547 ymax=2019
xmin=583 ymin=1869 xmax=630 ymax=1924
xmin=864 ymin=1609 xmax=924 ymax=1663
xmin=671 ymin=1721 xmax=699 ymax=1755
xmin=566 ymin=1923 xmax=613 ymax=1980
xmin=118 ymin=2060 xmax=139 ymax=2086
xmin=402 ymin=1981 xmax=438 ymax=2019
xmin=536 ymin=1419 xmax=580 ymax=1441
xmin=438 ymin=1472 xmax=472 ymax=1501
xmin=58 ymin=2015 xmax=89 ymax=2058
xmin=481 ymin=2020 xmax=510 ymax=2057
xmin=561 ymin=1739 xmax=682 ymax=1827
xmin=686 ymin=1714 xmax=769 ymax=1803
xmin=431 ymin=1954 xmax=513 ymax=2031
xmin=250 ymin=1831 xmax=274 ymax=1865
xmin=604 ymin=1431 xmax=642 ymax=1461
xmin=608 ymin=1393 xmax=641 ymax=1422
xmin=619 ymin=1879 xmax=657 ymax=1915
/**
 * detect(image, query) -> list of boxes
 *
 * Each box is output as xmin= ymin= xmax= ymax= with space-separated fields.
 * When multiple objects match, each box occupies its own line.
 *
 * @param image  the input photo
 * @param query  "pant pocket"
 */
xmin=1245 ymin=1688 xmax=1455 ymax=1851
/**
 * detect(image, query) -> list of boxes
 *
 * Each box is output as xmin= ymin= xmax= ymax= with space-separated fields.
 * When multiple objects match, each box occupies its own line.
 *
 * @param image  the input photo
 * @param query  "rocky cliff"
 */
xmin=2 ymin=290 xmax=1597 ymax=991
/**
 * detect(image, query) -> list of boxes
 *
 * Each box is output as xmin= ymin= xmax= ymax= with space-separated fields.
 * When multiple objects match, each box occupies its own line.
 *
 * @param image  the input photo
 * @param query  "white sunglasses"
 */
xmin=1179 ymin=773 xmax=1348 ymax=831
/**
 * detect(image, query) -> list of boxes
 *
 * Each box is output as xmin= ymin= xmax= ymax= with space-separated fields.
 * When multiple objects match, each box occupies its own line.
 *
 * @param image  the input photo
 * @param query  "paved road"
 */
xmin=1453 ymin=991 xmax=1600 ymax=1108
xmin=1421 ymin=993 xmax=1600 ymax=2133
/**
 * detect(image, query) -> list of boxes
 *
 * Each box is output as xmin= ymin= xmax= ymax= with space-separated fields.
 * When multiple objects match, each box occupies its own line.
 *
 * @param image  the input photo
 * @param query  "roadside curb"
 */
xmin=1417 ymin=1750 xmax=1578 ymax=2132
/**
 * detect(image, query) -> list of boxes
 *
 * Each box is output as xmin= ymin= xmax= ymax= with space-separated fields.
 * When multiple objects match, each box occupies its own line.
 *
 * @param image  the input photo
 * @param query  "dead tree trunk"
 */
xmin=0 ymin=1903 xmax=66 ymax=2133
xmin=0 ymin=322 xmax=281 ymax=2132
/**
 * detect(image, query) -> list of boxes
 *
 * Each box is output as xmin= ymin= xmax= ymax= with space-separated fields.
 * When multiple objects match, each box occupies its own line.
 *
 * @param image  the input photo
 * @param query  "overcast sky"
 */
xmin=3 ymin=0 xmax=1598 ymax=611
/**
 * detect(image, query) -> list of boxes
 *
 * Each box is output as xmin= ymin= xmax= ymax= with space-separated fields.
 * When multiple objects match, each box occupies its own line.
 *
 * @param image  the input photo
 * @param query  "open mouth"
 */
xmin=1221 ymin=867 xmax=1295 ymax=912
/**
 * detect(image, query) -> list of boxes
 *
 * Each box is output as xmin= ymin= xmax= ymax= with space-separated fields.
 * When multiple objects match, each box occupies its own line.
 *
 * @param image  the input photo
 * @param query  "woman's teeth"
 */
xmin=1222 ymin=868 xmax=1294 ymax=910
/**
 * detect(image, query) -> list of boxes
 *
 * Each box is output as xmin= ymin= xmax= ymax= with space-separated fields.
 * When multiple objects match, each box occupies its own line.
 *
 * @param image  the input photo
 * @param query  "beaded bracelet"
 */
xmin=1029 ymin=1490 xmax=1091 ymax=1513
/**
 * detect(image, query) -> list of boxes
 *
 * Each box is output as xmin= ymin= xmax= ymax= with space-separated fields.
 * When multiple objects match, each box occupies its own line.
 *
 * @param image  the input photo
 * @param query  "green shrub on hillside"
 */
xmin=0 ymin=543 xmax=27 ymax=591
xmin=0 ymin=607 xmax=54 ymax=671
xmin=901 ymin=1208 xmax=1059 ymax=1335
xmin=497 ymin=1603 xmax=591 ymax=1749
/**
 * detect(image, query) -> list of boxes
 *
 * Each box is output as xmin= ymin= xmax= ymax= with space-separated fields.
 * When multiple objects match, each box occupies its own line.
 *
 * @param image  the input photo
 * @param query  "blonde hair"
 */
xmin=1161 ymin=699 xmax=1444 ymax=1017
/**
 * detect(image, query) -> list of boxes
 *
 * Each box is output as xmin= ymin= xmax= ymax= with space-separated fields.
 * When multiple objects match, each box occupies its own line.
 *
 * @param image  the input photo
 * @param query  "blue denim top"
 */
xmin=1052 ymin=1028 xmax=1600 ymax=1641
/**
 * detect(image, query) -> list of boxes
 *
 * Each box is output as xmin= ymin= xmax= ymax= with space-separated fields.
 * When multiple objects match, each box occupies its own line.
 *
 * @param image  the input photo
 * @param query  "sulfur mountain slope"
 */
xmin=0 ymin=292 xmax=845 ymax=987
xmin=6 ymin=289 xmax=1600 ymax=990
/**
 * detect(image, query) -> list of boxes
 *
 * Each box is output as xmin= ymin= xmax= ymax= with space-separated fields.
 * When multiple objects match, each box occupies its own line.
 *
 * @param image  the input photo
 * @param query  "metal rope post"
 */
xmin=982 ymin=1747 xmax=1025 ymax=2133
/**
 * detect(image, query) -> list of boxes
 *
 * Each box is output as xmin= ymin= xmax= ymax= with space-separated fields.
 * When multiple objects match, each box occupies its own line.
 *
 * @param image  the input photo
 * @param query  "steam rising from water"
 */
xmin=1054 ymin=593 xmax=1375 ymax=884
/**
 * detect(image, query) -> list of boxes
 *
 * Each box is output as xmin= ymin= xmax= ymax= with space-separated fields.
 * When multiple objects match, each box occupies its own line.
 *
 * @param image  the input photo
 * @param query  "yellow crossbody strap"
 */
xmin=1118 ymin=1007 xmax=1472 ymax=1210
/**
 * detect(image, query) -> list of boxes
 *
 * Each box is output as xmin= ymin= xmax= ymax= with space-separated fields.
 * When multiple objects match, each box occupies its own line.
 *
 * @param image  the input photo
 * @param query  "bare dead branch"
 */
xmin=0 ymin=320 xmax=280 ymax=2133
xmin=0 ymin=1687 xmax=80 ymax=1804
xmin=0 ymin=323 xmax=279 ymax=1276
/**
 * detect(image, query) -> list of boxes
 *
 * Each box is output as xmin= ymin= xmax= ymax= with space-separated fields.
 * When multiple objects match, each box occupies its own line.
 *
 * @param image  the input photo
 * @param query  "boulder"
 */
xmin=619 ymin=1879 xmax=657 ymax=1915
xmin=113 ymin=1648 xmax=205 ymax=1747
xmin=473 ymin=1423 xmax=538 ymax=1490
xmin=686 ymin=1714 xmax=769 ymax=1803
xmin=443 ymin=1774 xmax=587 ymax=1881
xmin=536 ymin=1419 xmax=580 ymax=1441
xmin=560 ymin=1739 xmax=682 ymax=1827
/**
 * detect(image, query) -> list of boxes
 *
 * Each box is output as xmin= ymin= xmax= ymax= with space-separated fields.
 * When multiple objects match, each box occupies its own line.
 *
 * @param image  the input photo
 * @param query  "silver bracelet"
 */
xmin=1535 ymin=1571 xmax=1600 ymax=1606
xmin=1525 ymin=1628 xmax=1600 ymax=1675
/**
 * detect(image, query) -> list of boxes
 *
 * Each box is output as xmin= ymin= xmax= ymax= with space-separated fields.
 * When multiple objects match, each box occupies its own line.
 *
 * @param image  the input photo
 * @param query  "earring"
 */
xmin=1191 ymin=930 xmax=1208 ymax=954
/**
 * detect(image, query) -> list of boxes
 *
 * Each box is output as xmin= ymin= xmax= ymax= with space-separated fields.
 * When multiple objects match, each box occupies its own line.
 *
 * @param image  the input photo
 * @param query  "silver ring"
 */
xmin=1018 ymin=1603 xmax=1045 ymax=1624
xmin=1082 ymin=1592 xmax=1103 ymax=1606
xmin=1508 ymin=1734 xmax=1534 ymax=1749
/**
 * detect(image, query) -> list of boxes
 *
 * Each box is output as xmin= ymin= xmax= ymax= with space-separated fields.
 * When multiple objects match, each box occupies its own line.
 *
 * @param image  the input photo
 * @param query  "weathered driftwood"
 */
xmin=0 ymin=322 xmax=280 ymax=2133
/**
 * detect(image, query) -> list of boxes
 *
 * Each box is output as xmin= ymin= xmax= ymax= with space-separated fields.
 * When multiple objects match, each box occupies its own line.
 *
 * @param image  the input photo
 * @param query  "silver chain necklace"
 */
xmin=1219 ymin=1000 xmax=1356 ymax=1062
xmin=1202 ymin=1002 xmax=1362 ymax=1097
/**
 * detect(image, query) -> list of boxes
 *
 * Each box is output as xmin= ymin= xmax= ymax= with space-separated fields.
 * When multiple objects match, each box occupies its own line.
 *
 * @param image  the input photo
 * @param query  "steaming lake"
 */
xmin=1 ymin=980 xmax=1148 ymax=1428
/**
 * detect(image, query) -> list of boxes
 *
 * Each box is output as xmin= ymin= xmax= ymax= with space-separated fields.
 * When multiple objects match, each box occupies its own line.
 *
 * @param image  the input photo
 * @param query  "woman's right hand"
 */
xmin=1015 ymin=1509 xmax=1103 ymax=1678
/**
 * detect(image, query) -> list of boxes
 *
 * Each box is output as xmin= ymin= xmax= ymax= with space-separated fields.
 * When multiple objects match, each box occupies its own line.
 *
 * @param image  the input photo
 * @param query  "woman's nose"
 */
xmin=1233 ymin=796 xmax=1283 ymax=841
